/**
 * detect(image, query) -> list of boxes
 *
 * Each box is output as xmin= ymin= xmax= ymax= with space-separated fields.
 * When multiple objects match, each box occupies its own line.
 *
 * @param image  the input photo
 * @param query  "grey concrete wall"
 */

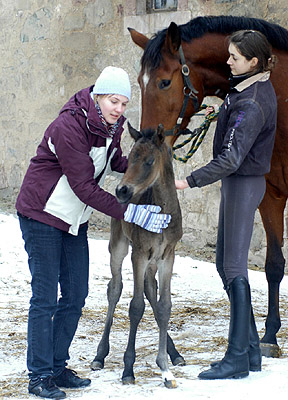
xmin=1 ymin=0 xmax=287 ymax=266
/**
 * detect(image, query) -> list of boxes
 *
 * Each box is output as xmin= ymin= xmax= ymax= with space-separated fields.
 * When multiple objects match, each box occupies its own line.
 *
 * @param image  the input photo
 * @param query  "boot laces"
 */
xmin=61 ymin=368 xmax=77 ymax=378
xmin=42 ymin=376 xmax=58 ymax=390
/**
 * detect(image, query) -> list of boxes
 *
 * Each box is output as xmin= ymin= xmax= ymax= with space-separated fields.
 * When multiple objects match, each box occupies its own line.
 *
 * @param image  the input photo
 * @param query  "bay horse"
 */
xmin=91 ymin=123 xmax=183 ymax=388
xmin=129 ymin=15 xmax=288 ymax=358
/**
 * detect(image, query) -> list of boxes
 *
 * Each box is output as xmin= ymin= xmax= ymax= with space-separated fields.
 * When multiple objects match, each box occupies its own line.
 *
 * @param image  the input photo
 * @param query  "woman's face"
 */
xmin=97 ymin=94 xmax=129 ymax=124
xmin=227 ymin=43 xmax=258 ymax=76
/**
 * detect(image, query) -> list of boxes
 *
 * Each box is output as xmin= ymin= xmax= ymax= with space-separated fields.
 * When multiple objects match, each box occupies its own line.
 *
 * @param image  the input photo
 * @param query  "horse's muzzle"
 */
xmin=116 ymin=184 xmax=133 ymax=204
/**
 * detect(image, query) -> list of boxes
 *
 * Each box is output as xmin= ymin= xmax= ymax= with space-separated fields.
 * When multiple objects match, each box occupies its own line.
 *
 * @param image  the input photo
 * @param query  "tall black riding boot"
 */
xmin=248 ymin=308 xmax=262 ymax=371
xmin=198 ymin=276 xmax=251 ymax=380
xmin=210 ymin=308 xmax=262 ymax=371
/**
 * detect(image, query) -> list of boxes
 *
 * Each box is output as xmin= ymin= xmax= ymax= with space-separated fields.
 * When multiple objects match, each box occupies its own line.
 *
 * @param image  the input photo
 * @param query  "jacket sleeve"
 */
xmin=110 ymin=143 xmax=128 ymax=173
xmin=186 ymin=99 xmax=265 ymax=188
xmin=47 ymin=113 xmax=127 ymax=219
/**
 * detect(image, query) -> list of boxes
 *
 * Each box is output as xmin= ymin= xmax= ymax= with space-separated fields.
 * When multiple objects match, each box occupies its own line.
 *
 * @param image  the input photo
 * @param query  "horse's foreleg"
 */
xmin=259 ymin=187 xmax=286 ymax=358
xmin=91 ymin=219 xmax=129 ymax=370
xmin=155 ymin=257 xmax=177 ymax=388
xmin=90 ymin=271 xmax=123 ymax=370
xmin=122 ymin=255 xmax=146 ymax=385
xmin=144 ymin=264 xmax=185 ymax=366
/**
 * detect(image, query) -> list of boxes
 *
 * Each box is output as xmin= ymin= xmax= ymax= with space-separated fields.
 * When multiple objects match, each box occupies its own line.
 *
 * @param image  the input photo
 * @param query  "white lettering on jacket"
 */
xmin=227 ymin=128 xmax=235 ymax=151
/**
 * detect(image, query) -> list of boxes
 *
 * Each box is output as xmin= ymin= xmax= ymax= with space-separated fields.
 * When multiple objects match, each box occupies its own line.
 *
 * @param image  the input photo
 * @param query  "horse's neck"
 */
xmin=151 ymin=162 xmax=177 ymax=206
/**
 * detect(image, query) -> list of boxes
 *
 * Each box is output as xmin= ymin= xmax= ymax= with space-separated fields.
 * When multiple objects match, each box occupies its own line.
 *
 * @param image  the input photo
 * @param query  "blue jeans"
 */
xmin=18 ymin=215 xmax=89 ymax=378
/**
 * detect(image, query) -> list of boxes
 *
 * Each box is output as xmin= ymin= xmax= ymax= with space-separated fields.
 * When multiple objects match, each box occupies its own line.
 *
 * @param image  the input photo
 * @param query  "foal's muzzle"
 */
xmin=116 ymin=184 xmax=133 ymax=204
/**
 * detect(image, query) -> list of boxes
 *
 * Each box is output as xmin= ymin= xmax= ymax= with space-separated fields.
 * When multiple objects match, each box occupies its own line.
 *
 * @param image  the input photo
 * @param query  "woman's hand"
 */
xmin=175 ymin=179 xmax=189 ymax=190
xmin=205 ymin=104 xmax=219 ymax=117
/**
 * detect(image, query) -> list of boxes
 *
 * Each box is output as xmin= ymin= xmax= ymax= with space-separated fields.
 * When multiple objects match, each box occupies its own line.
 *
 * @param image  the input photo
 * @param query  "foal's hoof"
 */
xmin=260 ymin=343 xmax=281 ymax=358
xmin=90 ymin=359 xmax=104 ymax=370
xmin=122 ymin=376 xmax=135 ymax=385
xmin=164 ymin=379 xmax=177 ymax=389
xmin=172 ymin=356 xmax=186 ymax=366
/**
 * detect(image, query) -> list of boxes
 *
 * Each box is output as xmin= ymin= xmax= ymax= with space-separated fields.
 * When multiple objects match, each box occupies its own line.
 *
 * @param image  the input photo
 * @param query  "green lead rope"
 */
xmin=173 ymin=104 xmax=220 ymax=163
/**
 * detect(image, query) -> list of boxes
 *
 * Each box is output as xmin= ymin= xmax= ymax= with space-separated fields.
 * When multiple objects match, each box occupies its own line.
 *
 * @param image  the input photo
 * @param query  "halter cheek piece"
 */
xmin=164 ymin=45 xmax=199 ymax=137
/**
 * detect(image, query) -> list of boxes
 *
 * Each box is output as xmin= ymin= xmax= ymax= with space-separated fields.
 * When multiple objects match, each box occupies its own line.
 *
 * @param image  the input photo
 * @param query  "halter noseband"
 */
xmin=164 ymin=45 xmax=199 ymax=137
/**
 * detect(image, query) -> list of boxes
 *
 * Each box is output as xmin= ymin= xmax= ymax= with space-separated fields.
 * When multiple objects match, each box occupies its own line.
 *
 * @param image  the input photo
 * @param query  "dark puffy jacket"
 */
xmin=16 ymin=86 xmax=128 ymax=235
xmin=186 ymin=72 xmax=277 ymax=188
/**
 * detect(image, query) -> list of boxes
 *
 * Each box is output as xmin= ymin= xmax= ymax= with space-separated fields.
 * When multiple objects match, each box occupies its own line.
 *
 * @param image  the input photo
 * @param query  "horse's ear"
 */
xmin=155 ymin=124 xmax=165 ymax=145
xmin=127 ymin=121 xmax=142 ymax=142
xmin=165 ymin=22 xmax=181 ymax=55
xmin=128 ymin=27 xmax=149 ymax=50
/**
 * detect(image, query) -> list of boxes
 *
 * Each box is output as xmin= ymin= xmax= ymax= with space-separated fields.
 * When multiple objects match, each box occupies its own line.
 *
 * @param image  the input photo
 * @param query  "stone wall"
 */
xmin=1 ymin=0 xmax=287 ymax=266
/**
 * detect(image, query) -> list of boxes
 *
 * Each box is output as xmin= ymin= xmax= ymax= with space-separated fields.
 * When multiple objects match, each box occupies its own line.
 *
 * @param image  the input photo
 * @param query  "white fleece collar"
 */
xmin=235 ymin=71 xmax=271 ymax=92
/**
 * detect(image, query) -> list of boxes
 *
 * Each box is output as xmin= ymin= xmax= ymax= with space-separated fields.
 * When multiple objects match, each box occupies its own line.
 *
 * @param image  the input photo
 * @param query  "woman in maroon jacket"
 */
xmin=176 ymin=31 xmax=277 ymax=380
xmin=16 ymin=66 xmax=170 ymax=399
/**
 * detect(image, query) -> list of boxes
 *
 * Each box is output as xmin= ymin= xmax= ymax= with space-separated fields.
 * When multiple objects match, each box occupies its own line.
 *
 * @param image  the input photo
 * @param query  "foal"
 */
xmin=91 ymin=124 xmax=183 ymax=388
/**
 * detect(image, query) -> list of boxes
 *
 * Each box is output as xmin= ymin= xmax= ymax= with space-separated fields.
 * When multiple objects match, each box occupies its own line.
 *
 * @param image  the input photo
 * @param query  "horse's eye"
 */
xmin=158 ymin=79 xmax=171 ymax=90
xmin=131 ymin=152 xmax=140 ymax=163
xmin=145 ymin=157 xmax=154 ymax=167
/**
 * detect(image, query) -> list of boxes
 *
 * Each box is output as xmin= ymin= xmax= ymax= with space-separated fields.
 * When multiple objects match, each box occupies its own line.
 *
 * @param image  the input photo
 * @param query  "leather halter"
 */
xmin=164 ymin=45 xmax=199 ymax=137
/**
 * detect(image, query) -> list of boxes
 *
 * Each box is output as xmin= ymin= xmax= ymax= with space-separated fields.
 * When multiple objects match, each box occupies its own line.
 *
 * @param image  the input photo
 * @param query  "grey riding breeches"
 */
xmin=215 ymin=174 xmax=266 ymax=286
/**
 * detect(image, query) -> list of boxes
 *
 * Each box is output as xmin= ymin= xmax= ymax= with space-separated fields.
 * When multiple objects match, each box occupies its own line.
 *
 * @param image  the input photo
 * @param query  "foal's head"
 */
xmin=116 ymin=123 xmax=170 ymax=204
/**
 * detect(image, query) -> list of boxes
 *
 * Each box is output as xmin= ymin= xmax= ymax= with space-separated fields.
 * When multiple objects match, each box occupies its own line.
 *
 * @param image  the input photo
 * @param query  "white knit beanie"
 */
xmin=93 ymin=66 xmax=131 ymax=100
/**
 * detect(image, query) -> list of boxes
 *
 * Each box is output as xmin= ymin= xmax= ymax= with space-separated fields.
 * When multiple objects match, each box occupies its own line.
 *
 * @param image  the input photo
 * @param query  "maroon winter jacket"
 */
xmin=16 ymin=86 xmax=128 ymax=235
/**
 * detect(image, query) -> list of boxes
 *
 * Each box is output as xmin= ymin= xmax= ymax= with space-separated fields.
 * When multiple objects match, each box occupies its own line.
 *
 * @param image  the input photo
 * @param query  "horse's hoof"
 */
xmin=260 ymin=342 xmax=281 ymax=358
xmin=122 ymin=376 xmax=135 ymax=385
xmin=164 ymin=379 xmax=177 ymax=389
xmin=90 ymin=360 xmax=104 ymax=370
xmin=172 ymin=356 xmax=186 ymax=366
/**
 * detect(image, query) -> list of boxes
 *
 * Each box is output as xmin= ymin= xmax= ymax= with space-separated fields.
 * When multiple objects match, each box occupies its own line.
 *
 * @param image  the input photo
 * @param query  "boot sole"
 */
xmin=230 ymin=371 xmax=249 ymax=379
xmin=28 ymin=389 xmax=66 ymax=399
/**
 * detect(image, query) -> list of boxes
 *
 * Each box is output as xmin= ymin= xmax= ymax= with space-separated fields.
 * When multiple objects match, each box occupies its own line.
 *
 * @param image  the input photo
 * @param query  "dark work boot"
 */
xmin=198 ymin=276 xmax=250 ymax=380
xmin=53 ymin=368 xmax=91 ymax=388
xmin=210 ymin=307 xmax=262 ymax=372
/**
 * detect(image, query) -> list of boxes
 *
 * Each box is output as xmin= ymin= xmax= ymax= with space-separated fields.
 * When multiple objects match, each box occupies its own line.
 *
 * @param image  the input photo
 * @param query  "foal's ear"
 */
xmin=127 ymin=121 xmax=142 ymax=142
xmin=165 ymin=22 xmax=181 ymax=55
xmin=155 ymin=124 xmax=165 ymax=145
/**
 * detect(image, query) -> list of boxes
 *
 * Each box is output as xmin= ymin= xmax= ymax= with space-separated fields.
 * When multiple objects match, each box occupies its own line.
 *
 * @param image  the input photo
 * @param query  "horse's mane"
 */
xmin=142 ymin=15 xmax=288 ymax=71
xmin=141 ymin=128 xmax=157 ymax=140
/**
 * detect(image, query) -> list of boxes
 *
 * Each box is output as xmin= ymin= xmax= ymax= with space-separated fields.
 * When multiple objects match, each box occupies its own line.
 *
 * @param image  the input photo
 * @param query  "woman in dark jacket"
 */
xmin=16 ymin=66 xmax=170 ymax=399
xmin=175 ymin=30 xmax=277 ymax=380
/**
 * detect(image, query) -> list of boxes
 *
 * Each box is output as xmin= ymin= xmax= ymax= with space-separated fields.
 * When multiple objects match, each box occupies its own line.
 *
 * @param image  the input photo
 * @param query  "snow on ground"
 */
xmin=0 ymin=212 xmax=287 ymax=399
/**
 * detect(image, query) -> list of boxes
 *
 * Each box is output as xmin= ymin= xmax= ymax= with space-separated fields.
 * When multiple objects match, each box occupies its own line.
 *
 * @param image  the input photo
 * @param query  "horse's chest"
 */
xmin=131 ymin=235 xmax=174 ymax=263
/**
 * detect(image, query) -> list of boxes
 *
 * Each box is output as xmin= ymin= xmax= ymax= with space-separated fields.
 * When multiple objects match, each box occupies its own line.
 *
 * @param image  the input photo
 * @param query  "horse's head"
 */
xmin=129 ymin=22 xmax=204 ymax=147
xmin=116 ymin=123 xmax=170 ymax=204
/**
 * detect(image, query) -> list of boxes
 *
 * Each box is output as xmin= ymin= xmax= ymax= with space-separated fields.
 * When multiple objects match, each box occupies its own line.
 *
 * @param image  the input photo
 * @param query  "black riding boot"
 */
xmin=210 ymin=306 xmax=262 ymax=372
xmin=198 ymin=276 xmax=250 ymax=380
xmin=247 ymin=308 xmax=262 ymax=371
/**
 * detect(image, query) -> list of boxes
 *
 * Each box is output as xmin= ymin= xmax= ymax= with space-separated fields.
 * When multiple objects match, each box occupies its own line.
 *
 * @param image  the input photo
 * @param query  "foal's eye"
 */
xmin=145 ymin=157 xmax=154 ymax=167
xmin=158 ymin=79 xmax=171 ymax=90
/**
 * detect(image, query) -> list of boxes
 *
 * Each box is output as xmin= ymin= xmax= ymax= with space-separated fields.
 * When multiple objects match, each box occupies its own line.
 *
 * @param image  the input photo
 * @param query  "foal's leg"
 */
xmin=122 ymin=251 xmax=147 ymax=384
xmin=144 ymin=264 xmax=185 ymax=366
xmin=155 ymin=255 xmax=177 ymax=388
xmin=91 ymin=219 xmax=129 ymax=370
